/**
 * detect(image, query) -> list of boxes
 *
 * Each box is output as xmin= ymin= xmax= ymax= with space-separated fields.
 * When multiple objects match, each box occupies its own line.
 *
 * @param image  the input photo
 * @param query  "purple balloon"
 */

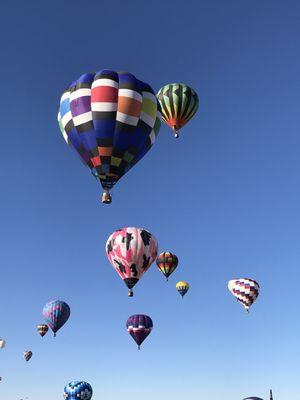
xmin=126 ymin=314 xmax=153 ymax=349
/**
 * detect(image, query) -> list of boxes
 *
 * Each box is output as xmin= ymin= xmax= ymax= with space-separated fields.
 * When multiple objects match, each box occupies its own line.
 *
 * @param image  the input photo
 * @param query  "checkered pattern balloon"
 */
xmin=58 ymin=70 xmax=161 ymax=203
xmin=156 ymin=251 xmax=178 ymax=280
xmin=106 ymin=227 xmax=158 ymax=295
xmin=63 ymin=381 xmax=93 ymax=400
xmin=42 ymin=300 xmax=70 ymax=336
xmin=157 ymin=83 xmax=198 ymax=137
xmin=228 ymin=278 xmax=260 ymax=312
xmin=126 ymin=314 xmax=153 ymax=349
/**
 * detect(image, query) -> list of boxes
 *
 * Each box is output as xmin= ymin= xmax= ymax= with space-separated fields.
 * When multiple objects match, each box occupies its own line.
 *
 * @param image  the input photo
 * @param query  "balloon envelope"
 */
xmin=126 ymin=314 xmax=153 ymax=349
xmin=106 ymin=227 xmax=158 ymax=295
xmin=228 ymin=278 xmax=260 ymax=311
xmin=0 ymin=339 xmax=6 ymax=349
xmin=23 ymin=351 xmax=32 ymax=362
xmin=156 ymin=251 xmax=178 ymax=280
xmin=176 ymin=281 xmax=189 ymax=297
xmin=58 ymin=70 xmax=161 ymax=203
xmin=42 ymin=300 xmax=71 ymax=336
xmin=157 ymin=83 xmax=199 ymax=137
xmin=64 ymin=381 xmax=93 ymax=400
xmin=37 ymin=324 xmax=49 ymax=337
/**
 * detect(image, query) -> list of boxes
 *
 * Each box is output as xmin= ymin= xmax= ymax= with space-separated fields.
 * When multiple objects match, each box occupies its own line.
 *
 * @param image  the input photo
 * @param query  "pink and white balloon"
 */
xmin=106 ymin=227 xmax=158 ymax=296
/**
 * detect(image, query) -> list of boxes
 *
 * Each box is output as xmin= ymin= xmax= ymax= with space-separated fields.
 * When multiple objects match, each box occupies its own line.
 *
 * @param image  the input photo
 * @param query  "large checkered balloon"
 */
xmin=58 ymin=70 xmax=161 ymax=204
xmin=228 ymin=278 xmax=260 ymax=312
xmin=63 ymin=381 xmax=93 ymax=400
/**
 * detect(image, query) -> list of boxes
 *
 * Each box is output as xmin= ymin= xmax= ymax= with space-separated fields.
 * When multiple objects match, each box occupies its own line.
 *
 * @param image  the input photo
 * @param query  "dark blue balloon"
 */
xmin=63 ymin=381 xmax=93 ymax=400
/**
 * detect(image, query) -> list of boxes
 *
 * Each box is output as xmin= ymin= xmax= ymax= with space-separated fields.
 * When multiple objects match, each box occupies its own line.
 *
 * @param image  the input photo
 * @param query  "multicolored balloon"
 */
xmin=42 ymin=300 xmax=71 ymax=336
xmin=228 ymin=278 xmax=260 ymax=312
xmin=23 ymin=351 xmax=32 ymax=362
xmin=156 ymin=251 xmax=178 ymax=281
xmin=0 ymin=339 xmax=6 ymax=349
xmin=157 ymin=83 xmax=199 ymax=138
xmin=63 ymin=381 xmax=93 ymax=400
xmin=58 ymin=70 xmax=161 ymax=204
xmin=37 ymin=324 xmax=49 ymax=337
xmin=126 ymin=314 xmax=153 ymax=349
xmin=176 ymin=281 xmax=189 ymax=298
xmin=106 ymin=227 xmax=158 ymax=296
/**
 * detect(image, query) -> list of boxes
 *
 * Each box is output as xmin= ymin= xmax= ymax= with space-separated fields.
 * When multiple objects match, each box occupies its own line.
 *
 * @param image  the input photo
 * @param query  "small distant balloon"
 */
xmin=157 ymin=83 xmax=199 ymax=138
xmin=126 ymin=314 xmax=153 ymax=349
xmin=63 ymin=381 xmax=93 ymax=400
xmin=0 ymin=339 xmax=6 ymax=349
xmin=228 ymin=278 xmax=260 ymax=312
xmin=23 ymin=351 xmax=32 ymax=362
xmin=37 ymin=324 xmax=49 ymax=337
xmin=176 ymin=281 xmax=189 ymax=298
xmin=42 ymin=300 xmax=71 ymax=336
xmin=156 ymin=252 xmax=178 ymax=281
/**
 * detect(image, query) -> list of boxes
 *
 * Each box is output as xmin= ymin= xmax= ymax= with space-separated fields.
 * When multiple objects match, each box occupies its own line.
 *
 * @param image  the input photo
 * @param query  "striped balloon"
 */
xmin=228 ymin=278 xmax=260 ymax=312
xmin=23 ymin=351 xmax=32 ymax=362
xmin=58 ymin=70 xmax=161 ymax=204
xmin=126 ymin=314 xmax=153 ymax=349
xmin=42 ymin=300 xmax=70 ymax=336
xmin=176 ymin=281 xmax=189 ymax=298
xmin=37 ymin=324 xmax=49 ymax=337
xmin=157 ymin=83 xmax=199 ymax=138
xmin=156 ymin=251 xmax=178 ymax=281
xmin=64 ymin=381 xmax=93 ymax=400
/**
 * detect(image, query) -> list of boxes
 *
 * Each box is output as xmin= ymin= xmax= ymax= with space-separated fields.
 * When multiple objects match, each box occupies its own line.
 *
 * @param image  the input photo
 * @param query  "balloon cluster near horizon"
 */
xmin=63 ymin=381 xmax=93 ymax=400
xmin=106 ymin=227 xmax=158 ymax=296
xmin=228 ymin=278 xmax=260 ymax=312
xmin=58 ymin=70 xmax=161 ymax=204
xmin=157 ymin=83 xmax=199 ymax=138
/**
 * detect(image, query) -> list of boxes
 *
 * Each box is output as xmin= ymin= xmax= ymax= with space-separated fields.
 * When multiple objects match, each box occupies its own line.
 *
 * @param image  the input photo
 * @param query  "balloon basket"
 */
xmin=128 ymin=290 xmax=134 ymax=297
xmin=102 ymin=192 xmax=112 ymax=204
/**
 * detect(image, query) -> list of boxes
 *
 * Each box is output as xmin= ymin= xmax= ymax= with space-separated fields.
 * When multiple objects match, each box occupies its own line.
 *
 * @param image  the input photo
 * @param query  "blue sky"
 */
xmin=0 ymin=1 xmax=300 ymax=399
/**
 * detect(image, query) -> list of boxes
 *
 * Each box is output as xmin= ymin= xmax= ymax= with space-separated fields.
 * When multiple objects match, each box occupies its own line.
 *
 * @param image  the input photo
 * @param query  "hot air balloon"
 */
xmin=37 ymin=324 xmax=49 ymax=337
xmin=126 ymin=314 xmax=153 ymax=349
xmin=157 ymin=83 xmax=199 ymax=138
xmin=63 ymin=381 xmax=93 ymax=400
xmin=176 ymin=281 xmax=189 ymax=298
xmin=23 ymin=351 xmax=32 ymax=362
xmin=106 ymin=227 xmax=158 ymax=296
xmin=156 ymin=251 xmax=178 ymax=281
xmin=228 ymin=278 xmax=260 ymax=312
xmin=58 ymin=70 xmax=161 ymax=204
xmin=0 ymin=339 xmax=6 ymax=349
xmin=243 ymin=398 xmax=263 ymax=400
xmin=42 ymin=300 xmax=70 ymax=336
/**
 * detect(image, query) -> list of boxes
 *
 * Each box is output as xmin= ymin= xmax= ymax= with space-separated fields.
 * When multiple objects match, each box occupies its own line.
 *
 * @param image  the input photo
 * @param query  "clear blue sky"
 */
xmin=0 ymin=1 xmax=299 ymax=399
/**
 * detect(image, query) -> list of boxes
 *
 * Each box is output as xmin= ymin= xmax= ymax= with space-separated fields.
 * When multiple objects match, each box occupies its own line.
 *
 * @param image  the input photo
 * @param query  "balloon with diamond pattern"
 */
xmin=63 ymin=381 xmax=93 ymax=400
xmin=157 ymin=83 xmax=199 ymax=138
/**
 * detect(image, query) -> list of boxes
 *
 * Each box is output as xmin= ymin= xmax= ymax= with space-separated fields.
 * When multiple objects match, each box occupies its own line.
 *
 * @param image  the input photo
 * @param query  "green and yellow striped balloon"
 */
xmin=157 ymin=83 xmax=199 ymax=138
